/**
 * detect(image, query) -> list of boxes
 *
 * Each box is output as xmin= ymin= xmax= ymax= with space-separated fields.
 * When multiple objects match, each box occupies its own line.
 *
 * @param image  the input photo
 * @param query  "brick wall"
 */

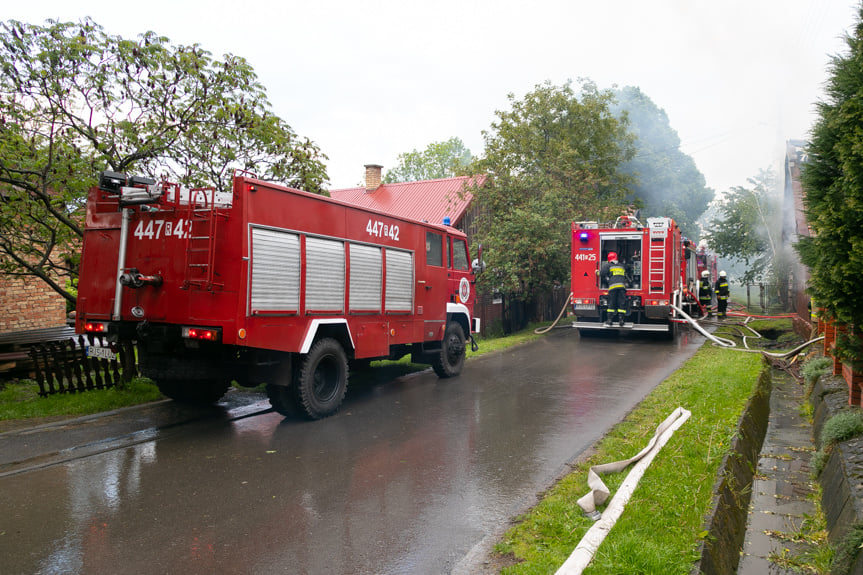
xmin=0 ymin=274 xmax=67 ymax=333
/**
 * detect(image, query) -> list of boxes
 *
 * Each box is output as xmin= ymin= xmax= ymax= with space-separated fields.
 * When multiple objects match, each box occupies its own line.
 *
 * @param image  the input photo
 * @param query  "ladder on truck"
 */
xmin=182 ymin=187 xmax=226 ymax=291
xmin=647 ymin=228 xmax=667 ymax=293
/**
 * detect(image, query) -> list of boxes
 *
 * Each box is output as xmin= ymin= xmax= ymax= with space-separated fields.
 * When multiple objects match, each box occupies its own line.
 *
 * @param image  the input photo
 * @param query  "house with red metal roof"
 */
xmin=329 ymin=164 xmax=480 ymax=234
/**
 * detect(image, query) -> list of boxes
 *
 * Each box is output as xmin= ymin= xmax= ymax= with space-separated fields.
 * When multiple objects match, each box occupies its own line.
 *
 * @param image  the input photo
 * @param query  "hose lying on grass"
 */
xmin=555 ymin=407 xmax=692 ymax=575
xmin=671 ymin=304 xmax=824 ymax=359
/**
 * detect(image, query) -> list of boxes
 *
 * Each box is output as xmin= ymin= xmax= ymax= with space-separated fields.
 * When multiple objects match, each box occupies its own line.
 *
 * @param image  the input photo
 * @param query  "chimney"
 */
xmin=364 ymin=164 xmax=383 ymax=193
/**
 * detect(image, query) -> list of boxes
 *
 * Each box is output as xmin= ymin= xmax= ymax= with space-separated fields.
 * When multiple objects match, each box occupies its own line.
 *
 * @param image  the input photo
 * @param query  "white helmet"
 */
xmin=719 ymin=270 xmax=726 ymax=277
xmin=701 ymin=270 xmax=709 ymax=278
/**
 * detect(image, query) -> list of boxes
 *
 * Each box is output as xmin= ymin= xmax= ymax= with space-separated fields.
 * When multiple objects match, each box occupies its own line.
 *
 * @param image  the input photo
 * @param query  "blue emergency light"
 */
xmin=578 ymin=231 xmax=589 ymax=242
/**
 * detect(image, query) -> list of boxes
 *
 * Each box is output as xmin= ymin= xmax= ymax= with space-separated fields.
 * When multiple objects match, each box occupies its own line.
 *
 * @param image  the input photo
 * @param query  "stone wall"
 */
xmin=811 ymin=374 xmax=863 ymax=573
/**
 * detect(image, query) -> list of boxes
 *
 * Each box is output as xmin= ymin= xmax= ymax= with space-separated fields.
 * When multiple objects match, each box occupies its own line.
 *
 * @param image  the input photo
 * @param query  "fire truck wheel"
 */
xmin=663 ymin=322 xmax=678 ymax=341
xmin=432 ymin=322 xmax=466 ymax=378
xmin=296 ymin=338 xmax=349 ymax=420
xmin=266 ymin=384 xmax=304 ymax=418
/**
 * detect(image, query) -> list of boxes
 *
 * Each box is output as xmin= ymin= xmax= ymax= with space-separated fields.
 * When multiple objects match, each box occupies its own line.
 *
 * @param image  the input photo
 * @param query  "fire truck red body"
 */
xmin=570 ymin=216 xmax=702 ymax=337
xmin=76 ymin=171 xmax=480 ymax=419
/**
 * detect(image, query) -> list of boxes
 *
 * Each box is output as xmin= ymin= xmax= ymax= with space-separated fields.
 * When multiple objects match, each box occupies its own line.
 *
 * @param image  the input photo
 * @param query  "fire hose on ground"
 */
xmin=554 ymin=407 xmax=692 ymax=575
xmin=534 ymin=292 xmax=574 ymax=334
xmin=670 ymin=303 xmax=824 ymax=359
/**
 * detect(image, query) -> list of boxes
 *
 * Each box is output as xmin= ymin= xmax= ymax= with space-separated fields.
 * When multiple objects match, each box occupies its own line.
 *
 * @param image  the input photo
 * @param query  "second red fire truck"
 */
xmin=76 ymin=171 xmax=482 ymax=419
xmin=570 ymin=216 xmax=705 ymax=338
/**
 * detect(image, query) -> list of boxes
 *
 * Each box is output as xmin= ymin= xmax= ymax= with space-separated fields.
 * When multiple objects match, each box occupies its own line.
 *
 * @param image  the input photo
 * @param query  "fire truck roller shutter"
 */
xmin=349 ymin=243 xmax=382 ymax=312
xmin=385 ymin=249 xmax=414 ymax=312
xmin=305 ymin=236 xmax=345 ymax=313
xmin=250 ymin=227 xmax=300 ymax=313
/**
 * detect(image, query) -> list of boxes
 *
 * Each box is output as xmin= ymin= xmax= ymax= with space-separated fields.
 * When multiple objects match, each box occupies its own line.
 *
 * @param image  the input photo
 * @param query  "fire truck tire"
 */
xmin=664 ymin=322 xmax=678 ymax=341
xmin=266 ymin=384 xmax=304 ymax=418
xmin=432 ymin=321 xmax=466 ymax=378
xmin=295 ymin=338 xmax=349 ymax=420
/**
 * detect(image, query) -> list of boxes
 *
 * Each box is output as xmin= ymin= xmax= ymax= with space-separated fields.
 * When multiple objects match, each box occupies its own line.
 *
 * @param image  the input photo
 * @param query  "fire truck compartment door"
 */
xmin=249 ymin=227 xmax=301 ymax=314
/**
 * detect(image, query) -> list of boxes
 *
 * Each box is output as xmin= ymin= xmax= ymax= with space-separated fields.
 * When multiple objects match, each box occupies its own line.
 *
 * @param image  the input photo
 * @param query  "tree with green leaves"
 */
xmin=0 ymin=18 xmax=328 ymax=306
xmin=469 ymin=79 xmax=635 ymax=303
xmin=797 ymin=4 xmax=863 ymax=365
xmin=383 ymin=137 xmax=472 ymax=183
xmin=610 ymin=86 xmax=713 ymax=240
xmin=705 ymin=168 xmax=788 ymax=286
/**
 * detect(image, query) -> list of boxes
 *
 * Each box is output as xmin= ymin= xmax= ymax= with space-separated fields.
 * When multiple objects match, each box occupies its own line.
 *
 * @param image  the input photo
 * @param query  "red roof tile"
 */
xmin=329 ymin=176 xmax=479 ymax=226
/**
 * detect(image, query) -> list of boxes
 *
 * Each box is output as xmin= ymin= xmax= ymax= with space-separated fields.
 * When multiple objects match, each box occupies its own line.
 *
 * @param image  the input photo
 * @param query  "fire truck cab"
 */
xmin=570 ymin=216 xmax=683 ymax=337
xmin=76 ymin=171 xmax=481 ymax=419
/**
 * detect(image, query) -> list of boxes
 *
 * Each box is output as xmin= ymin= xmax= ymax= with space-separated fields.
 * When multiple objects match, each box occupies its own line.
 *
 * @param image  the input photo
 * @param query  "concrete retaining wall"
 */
xmin=811 ymin=374 xmax=863 ymax=573
xmin=692 ymin=367 xmax=771 ymax=575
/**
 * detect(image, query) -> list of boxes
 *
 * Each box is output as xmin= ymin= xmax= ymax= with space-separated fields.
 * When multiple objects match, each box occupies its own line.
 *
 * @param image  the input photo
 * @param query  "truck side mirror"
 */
xmin=471 ymin=244 xmax=485 ymax=274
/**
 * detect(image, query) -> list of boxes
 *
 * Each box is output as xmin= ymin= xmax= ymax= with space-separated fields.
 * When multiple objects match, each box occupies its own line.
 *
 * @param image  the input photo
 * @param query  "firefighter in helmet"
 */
xmin=698 ymin=270 xmax=713 ymax=317
xmin=599 ymin=251 xmax=627 ymax=327
xmin=715 ymin=270 xmax=730 ymax=318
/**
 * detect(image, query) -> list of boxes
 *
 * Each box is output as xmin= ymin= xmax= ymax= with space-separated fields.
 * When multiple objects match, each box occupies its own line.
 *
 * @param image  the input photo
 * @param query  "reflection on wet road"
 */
xmin=0 ymin=329 xmax=702 ymax=574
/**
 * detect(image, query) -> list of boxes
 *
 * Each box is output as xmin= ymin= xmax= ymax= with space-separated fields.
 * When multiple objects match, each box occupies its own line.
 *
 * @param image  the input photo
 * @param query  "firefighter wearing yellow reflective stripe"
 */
xmin=600 ymin=252 xmax=627 ymax=327
xmin=698 ymin=270 xmax=713 ymax=317
xmin=715 ymin=270 xmax=730 ymax=318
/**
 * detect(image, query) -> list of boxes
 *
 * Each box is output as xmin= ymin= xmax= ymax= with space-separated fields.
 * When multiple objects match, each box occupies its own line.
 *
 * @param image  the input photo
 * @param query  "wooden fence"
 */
xmin=28 ymin=335 xmax=137 ymax=397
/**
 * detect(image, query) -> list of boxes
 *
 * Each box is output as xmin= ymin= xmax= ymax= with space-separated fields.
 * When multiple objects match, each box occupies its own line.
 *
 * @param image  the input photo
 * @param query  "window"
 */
xmin=426 ymin=231 xmax=442 ymax=267
xmin=452 ymin=238 xmax=469 ymax=271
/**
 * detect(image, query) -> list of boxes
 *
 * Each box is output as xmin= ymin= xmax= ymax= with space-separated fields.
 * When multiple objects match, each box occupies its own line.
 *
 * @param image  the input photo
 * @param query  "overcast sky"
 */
xmin=7 ymin=1 xmax=859 ymax=194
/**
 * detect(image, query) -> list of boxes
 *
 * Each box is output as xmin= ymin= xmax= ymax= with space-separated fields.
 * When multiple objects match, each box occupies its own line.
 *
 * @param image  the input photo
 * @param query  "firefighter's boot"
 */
xmin=618 ymin=316 xmax=625 ymax=327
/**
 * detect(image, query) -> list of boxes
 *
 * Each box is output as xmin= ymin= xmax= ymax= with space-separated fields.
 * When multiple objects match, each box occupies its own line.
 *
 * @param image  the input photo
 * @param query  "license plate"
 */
xmin=86 ymin=344 xmax=117 ymax=361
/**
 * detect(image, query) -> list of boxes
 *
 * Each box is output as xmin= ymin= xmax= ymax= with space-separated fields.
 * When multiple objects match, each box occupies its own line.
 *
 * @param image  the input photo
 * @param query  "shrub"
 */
xmin=821 ymin=410 xmax=863 ymax=446
xmin=810 ymin=410 xmax=863 ymax=478
xmin=802 ymin=356 xmax=834 ymax=386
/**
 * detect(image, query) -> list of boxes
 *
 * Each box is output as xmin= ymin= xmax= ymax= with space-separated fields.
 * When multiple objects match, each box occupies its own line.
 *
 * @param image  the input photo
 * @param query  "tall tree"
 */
xmin=610 ymin=86 xmax=714 ymax=239
xmin=705 ymin=168 xmax=785 ymax=285
xmin=470 ymin=79 xmax=635 ymax=301
xmin=383 ymin=137 xmax=472 ymax=183
xmin=0 ymin=18 xmax=328 ymax=305
xmin=797 ymin=4 xmax=863 ymax=365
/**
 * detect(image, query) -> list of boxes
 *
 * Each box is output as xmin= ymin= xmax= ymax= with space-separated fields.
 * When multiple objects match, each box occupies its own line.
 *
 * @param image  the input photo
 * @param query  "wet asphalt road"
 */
xmin=0 ymin=328 xmax=704 ymax=575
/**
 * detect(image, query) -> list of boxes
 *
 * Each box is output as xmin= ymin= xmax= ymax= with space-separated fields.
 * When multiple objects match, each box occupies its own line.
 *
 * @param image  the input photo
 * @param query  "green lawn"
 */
xmin=0 ymin=377 xmax=162 ymax=422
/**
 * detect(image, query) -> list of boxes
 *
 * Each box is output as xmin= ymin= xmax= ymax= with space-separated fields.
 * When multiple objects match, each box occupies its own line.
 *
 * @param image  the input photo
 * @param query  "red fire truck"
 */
xmin=76 ymin=171 xmax=482 ymax=419
xmin=570 ymin=216 xmax=700 ymax=337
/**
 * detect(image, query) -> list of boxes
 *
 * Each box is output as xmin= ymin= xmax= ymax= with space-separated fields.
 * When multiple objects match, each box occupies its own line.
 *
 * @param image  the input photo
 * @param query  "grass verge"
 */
xmin=493 ymin=327 xmax=768 ymax=574
xmin=0 ymin=377 xmax=163 ymax=422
